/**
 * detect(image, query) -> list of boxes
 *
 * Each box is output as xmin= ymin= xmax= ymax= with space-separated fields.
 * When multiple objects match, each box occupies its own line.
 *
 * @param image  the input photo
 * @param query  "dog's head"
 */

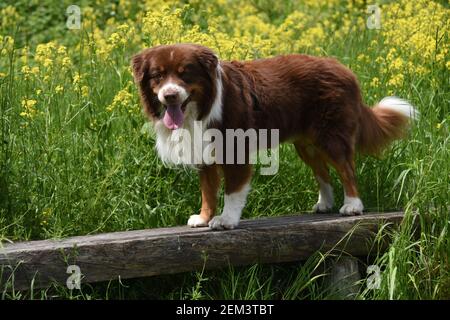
xmin=132 ymin=44 xmax=220 ymax=130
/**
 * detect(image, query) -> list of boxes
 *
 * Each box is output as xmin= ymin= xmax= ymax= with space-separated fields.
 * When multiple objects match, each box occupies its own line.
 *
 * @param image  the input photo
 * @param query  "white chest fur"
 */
xmin=154 ymin=102 xmax=206 ymax=167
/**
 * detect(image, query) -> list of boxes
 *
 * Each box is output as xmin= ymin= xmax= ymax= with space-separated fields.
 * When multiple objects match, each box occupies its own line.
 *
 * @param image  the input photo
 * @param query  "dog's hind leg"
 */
xmin=332 ymin=158 xmax=364 ymax=216
xmin=324 ymin=139 xmax=364 ymax=216
xmin=294 ymin=141 xmax=334 ymax=212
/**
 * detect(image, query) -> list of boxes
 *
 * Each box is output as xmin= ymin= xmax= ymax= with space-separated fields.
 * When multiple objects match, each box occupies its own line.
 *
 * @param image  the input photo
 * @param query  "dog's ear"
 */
xmin=131 ymin=49 xmax=161 ymax=119
xmin=131 ymin=52 xmax=147 ymax=83
xmin=194 ymin=46 xmax=219 ymax=77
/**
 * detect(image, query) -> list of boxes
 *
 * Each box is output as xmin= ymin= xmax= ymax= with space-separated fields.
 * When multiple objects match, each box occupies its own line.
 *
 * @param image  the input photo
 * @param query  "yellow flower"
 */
xmin=435 ymin=53 xmax=445 ymax=62
xmin=375 ymin=56 xmax=384 ymax=64
xmin=61 ymin=57 xmax=72 ymax=68
xmin=40 ymin=208 xmax=52 ymax=226
xmin=1 ymin=6 xmax=22 ymax=28
xmin=35 ymin=42 xmax=56 ymax=65
xmin=1 ymin=35 xmax=14 ymax=55
xmin=31 ymin=66 xmax=40 ymax=75
xmin=357 ymin=54 xmax=367 ymax=62
xmin=388 ymin=74 xmax=404 ymax=88
xmin=55 ymin=85 xmax=64 ymax=93
xmin=20 ymin=99 xmax=38 ymax=118
xmin=382 ymin=1 xmax=447 ymax=67
xmin=370 ymin=77 xmax=380 ymax=87
xmin=21 ymin=99 xmax=37 ymax=108
xmin=57 ymin=45 xmax=67 ymax=55
xmin=107 ymin=88 xmax=134 ymax=112
xmin=386 ymin=48 xmax=397 ymax=62
xmin=73 ymin=72 xmax=81 ymax=85
xmin=117 ymin=24 xmax=129 ymax=32
xmin=415 ymin=65 xmax=428 ymax=76
xmin=81 ymin=85 xmax=89 ymax=97
xmin=391 ymin=57 xmax=404 ymax=70
xmin=21 ymin=66 xmax=32 ymax=80
xmin=108 ymin=33 xmax=121 ymax=46
xmin=43 ymin=58 xmax=53 ymax=68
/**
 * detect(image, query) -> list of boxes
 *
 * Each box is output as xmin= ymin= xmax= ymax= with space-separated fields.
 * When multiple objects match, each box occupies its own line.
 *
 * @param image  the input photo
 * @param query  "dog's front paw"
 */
xmin=187 ymin=214 xmax=209 ymax=227
xmin=339 ymin=197 xmax=364 ymax=216
xmin=208 ymin=215 xmax=239 ymax=230
xmin=312 ymin=201 xmax=333 ymax=213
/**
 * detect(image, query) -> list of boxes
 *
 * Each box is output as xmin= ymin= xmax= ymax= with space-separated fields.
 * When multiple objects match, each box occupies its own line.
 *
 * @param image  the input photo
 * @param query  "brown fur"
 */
xmin=132 ymin=44 xmax=413 ymax=220
xmin=357 ymin=105 xmax=410 ymax=155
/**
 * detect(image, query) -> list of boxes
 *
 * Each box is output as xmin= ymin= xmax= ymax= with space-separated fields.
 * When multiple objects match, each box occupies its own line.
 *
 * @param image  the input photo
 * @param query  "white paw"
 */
xmin=312 ymin=201 xmax=333 ymax=213
xmin=187 ymin=214 xmax=209 ymax=227
xmin=208 ymin=215 xmax=239 ymax=230
xmin=339 ymin=197 xmax=364 ymax=216
xmin=313 ymin=177 xmax=334 ymax=213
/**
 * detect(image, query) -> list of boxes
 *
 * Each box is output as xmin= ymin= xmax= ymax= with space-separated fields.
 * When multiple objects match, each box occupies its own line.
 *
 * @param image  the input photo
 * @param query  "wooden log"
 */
xmin=324 ymin=256 xmax=362 ymax=299
xmin=0 ymin=212 xmax=404 ymax=291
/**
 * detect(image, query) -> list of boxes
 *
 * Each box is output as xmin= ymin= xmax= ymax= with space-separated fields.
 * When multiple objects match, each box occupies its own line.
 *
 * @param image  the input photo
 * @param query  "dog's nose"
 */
xmin=163 ymin=92 xmax=178 ymax=104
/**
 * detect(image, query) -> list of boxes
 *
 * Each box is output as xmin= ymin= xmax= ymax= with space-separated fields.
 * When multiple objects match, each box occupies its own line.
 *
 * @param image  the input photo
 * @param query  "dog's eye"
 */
xmin=179 ymin=64 xmax=195 ymax=75
xmin=179 ymin=68 xmax=194 ymax=83
xmin=150 ymin=73 xmax=163 ymax=82
xmin=180 ymin=72 xmax=191 ymax=83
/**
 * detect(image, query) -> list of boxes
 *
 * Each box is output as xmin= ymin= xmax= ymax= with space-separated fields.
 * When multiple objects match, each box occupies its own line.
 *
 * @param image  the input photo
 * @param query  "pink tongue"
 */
xmin=163 ymin=105 xmax=184 ymax=130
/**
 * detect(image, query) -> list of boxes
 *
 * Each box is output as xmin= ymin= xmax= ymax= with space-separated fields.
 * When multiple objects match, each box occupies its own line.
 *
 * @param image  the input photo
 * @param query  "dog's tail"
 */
xmin=357 ymin=96 xmax=418 ymax=155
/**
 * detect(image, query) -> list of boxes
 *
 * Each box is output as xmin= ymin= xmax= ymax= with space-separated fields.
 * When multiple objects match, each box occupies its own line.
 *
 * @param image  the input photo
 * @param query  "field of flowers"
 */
xmin=0 ymin=0 xmax=449 ymax=299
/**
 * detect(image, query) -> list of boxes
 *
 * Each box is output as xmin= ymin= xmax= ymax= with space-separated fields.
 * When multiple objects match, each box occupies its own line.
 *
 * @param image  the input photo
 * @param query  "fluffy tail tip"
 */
xmin=378 ymin=96 xmax=419 ymax=120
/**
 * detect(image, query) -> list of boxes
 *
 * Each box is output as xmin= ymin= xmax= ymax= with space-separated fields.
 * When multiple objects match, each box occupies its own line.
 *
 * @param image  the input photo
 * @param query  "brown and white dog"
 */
xmin=131 ymin=43 xmax=417 ymax=230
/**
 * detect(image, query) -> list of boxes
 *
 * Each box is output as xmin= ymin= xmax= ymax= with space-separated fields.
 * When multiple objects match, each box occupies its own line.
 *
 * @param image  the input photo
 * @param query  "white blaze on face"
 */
xmin=157 ymin=82 xmax=188 ymax=106
xmin=157 ymin=82 xmax=190 ymax=130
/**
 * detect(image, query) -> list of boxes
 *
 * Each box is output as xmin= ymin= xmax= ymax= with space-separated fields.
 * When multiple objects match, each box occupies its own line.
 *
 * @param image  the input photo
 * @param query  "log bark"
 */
xmin=0 ymin=212 xmax=404 ymax=291
xmin=324 ymin=256 xmax=362 ymax=299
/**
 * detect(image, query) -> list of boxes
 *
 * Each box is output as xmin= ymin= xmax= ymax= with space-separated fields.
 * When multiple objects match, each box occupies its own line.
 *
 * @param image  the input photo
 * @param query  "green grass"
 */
xmin=0 ymin=0 xmax=449 ymax=299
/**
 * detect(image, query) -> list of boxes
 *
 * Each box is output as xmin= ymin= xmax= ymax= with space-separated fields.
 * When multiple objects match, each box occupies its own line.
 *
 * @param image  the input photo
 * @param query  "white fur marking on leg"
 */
xmin=187 ymin=214 xmax=209 ymax=227
xmin=313 ymin=176 xmax=334 ymax=212
xmin=209 ymin=183 xmax=250 ymax=230
xmin=339 ymin=194 xmax=364 ymax=216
